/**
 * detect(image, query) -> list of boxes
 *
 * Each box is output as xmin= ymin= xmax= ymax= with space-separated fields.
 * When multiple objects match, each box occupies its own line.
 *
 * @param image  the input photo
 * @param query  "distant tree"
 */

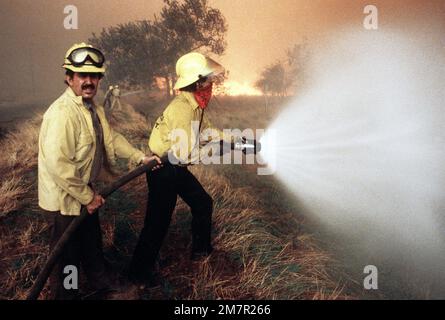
xmin=255 ymin=40 xmax=308 ymax=97
xmin=285 ymin=40 xmax=309 ymax=92
xmin=89 ymin=0 xmax=227 ymax=97
xmin=89 ymin=21 xmax=161 ymax=88
xmin=255 ymin=61 xmax=287 ymax=96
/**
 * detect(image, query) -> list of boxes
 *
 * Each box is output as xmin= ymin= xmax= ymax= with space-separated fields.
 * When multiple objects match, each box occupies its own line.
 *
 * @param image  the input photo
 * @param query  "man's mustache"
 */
xmin=81 ymin=84 xmax=96 ymax=90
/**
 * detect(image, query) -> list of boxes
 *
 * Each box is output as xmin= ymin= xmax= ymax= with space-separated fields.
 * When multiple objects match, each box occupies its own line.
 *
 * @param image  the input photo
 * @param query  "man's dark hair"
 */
xmin=179 ymin=76 xmax=208 ymax=92
xmin=64 ymin=69 xmax=75 ymax=85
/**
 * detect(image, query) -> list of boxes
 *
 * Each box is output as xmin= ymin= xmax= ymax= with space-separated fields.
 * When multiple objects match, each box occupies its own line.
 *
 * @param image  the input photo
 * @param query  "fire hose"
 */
xmin=26 ymin=138 xmax=260 ymax=300
xmin=26 ymin=155 xmax=168 ymax=300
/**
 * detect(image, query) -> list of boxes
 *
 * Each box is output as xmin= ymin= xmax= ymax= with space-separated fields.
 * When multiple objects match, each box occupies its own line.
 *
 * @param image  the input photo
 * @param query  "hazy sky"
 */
xmin=0 ymin=0 xmax=444 ymax=102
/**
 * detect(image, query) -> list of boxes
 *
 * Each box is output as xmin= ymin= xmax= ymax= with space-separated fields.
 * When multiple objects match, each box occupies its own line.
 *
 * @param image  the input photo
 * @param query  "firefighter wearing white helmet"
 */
xmin=128 ymin=52 xmax=231 ymax=285
xmin=173 ymin=52 xmax=224 ymax=89
xmin=38 ymin=42 xmax=161 ymax=299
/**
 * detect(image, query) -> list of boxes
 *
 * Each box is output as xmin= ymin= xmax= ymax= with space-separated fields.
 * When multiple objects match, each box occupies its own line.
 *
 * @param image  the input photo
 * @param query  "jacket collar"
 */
xmin=64 ymin=86 xmax=97 ymax=143
xmin=64 ymin=86 xmax=87 ymax=107
xmin=181 ymin=91 xmax=200 ymax=110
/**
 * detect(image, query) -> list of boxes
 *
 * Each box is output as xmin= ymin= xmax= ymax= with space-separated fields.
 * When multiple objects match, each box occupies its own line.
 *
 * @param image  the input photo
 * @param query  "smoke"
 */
xmin=260 ymin=29 xmax=445 ymax=294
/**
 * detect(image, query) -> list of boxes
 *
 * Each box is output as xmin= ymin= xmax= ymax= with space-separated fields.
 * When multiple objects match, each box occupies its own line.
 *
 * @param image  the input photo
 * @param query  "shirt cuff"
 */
xmin=78 ymin=187 xmax=95 ymax=206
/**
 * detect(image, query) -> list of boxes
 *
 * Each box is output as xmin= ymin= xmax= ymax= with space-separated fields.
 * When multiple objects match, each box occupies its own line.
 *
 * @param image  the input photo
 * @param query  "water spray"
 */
xmin=259 ymin=29 xmax=445 ymax=292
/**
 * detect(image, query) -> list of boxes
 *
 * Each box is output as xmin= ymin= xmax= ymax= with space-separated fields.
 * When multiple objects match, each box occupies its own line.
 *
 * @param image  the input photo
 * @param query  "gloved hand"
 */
xmin=141 ymin=155 xmax=163 ymax=170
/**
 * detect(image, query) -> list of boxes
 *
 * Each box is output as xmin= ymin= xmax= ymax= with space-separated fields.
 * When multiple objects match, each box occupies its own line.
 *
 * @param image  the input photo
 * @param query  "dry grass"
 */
xmin=0 ymin=97 xmax=350 ymax=300
xmin=0 ymin=177 xmax=29 ymax=216
xmin=0 ymin=114 xmax=41 ymax=216
xmin=0 ymin=214 xmax=50 ymax=300
xmin=107 ymin=103 xmax=152 ymax=142
xmin=0 ymin=114 xmax=41 ymax=174
xmin=172 ymin=166 xmax=348 ymax=300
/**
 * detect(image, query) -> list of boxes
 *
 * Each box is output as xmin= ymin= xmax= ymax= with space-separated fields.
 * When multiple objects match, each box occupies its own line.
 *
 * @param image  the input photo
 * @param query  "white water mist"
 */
xmin=260 ymin=30 xmax=445 ymax=289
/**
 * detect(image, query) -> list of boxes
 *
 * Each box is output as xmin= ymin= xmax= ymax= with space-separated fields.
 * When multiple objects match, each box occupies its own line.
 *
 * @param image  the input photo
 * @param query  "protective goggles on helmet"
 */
xmin=66 ymin=47 xmax=105 ymax=67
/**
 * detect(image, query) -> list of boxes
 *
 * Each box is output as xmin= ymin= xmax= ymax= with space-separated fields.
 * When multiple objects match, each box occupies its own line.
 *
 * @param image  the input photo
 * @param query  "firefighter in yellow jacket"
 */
xmin=38 ymin=43 xmax=160 ymax=299
xmin=128 ymin=52 xmax=232 ymax=285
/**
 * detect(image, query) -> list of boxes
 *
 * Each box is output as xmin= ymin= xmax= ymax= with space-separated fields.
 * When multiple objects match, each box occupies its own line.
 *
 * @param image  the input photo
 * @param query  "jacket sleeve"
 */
xmin=200 ymin=113 xmax=234 ymax=143
xmin=164 ymin=103 xmax=198 ymax=163
xmin=41 ymin=109 xmax=94 ymax=205
xmin=110 ymin=127 xmax=145 ymax=165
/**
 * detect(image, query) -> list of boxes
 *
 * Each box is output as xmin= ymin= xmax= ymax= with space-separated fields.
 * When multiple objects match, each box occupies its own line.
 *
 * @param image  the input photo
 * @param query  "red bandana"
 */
xmin=193 ymin=83 xmax=213 ymax=109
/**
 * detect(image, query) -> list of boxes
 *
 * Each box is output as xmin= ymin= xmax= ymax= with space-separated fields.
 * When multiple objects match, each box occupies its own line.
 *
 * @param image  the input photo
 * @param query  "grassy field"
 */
xmin=0 ymin=94 xmax=358 ymax=300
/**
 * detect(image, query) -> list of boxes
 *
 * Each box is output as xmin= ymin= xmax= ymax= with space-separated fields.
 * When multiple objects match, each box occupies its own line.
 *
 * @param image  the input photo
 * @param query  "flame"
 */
xmin=219 ymin=80 xmax=263 ymax=96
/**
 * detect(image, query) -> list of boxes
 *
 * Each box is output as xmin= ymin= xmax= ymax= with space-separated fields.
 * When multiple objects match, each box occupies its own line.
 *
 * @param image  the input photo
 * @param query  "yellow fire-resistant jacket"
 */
xmin=38 ymin=87 xmax=145 ymax=216
xmin=149 ymin=91 xmax=232 ymax=165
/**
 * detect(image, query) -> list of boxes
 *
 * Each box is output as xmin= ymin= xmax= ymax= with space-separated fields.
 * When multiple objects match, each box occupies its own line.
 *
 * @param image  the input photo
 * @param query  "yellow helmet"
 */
xmin=62 ymin=42 xmax=106 ymax=73
xmin=173 ymin=52 xmax=224 ymax=90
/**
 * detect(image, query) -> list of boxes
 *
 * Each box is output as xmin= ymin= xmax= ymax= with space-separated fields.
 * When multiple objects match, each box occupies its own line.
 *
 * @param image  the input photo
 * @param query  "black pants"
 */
xmin=49 ymin=211 xmax=109 ymax=300
xmin=128 ymin=164 xmax=213 ymax=282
